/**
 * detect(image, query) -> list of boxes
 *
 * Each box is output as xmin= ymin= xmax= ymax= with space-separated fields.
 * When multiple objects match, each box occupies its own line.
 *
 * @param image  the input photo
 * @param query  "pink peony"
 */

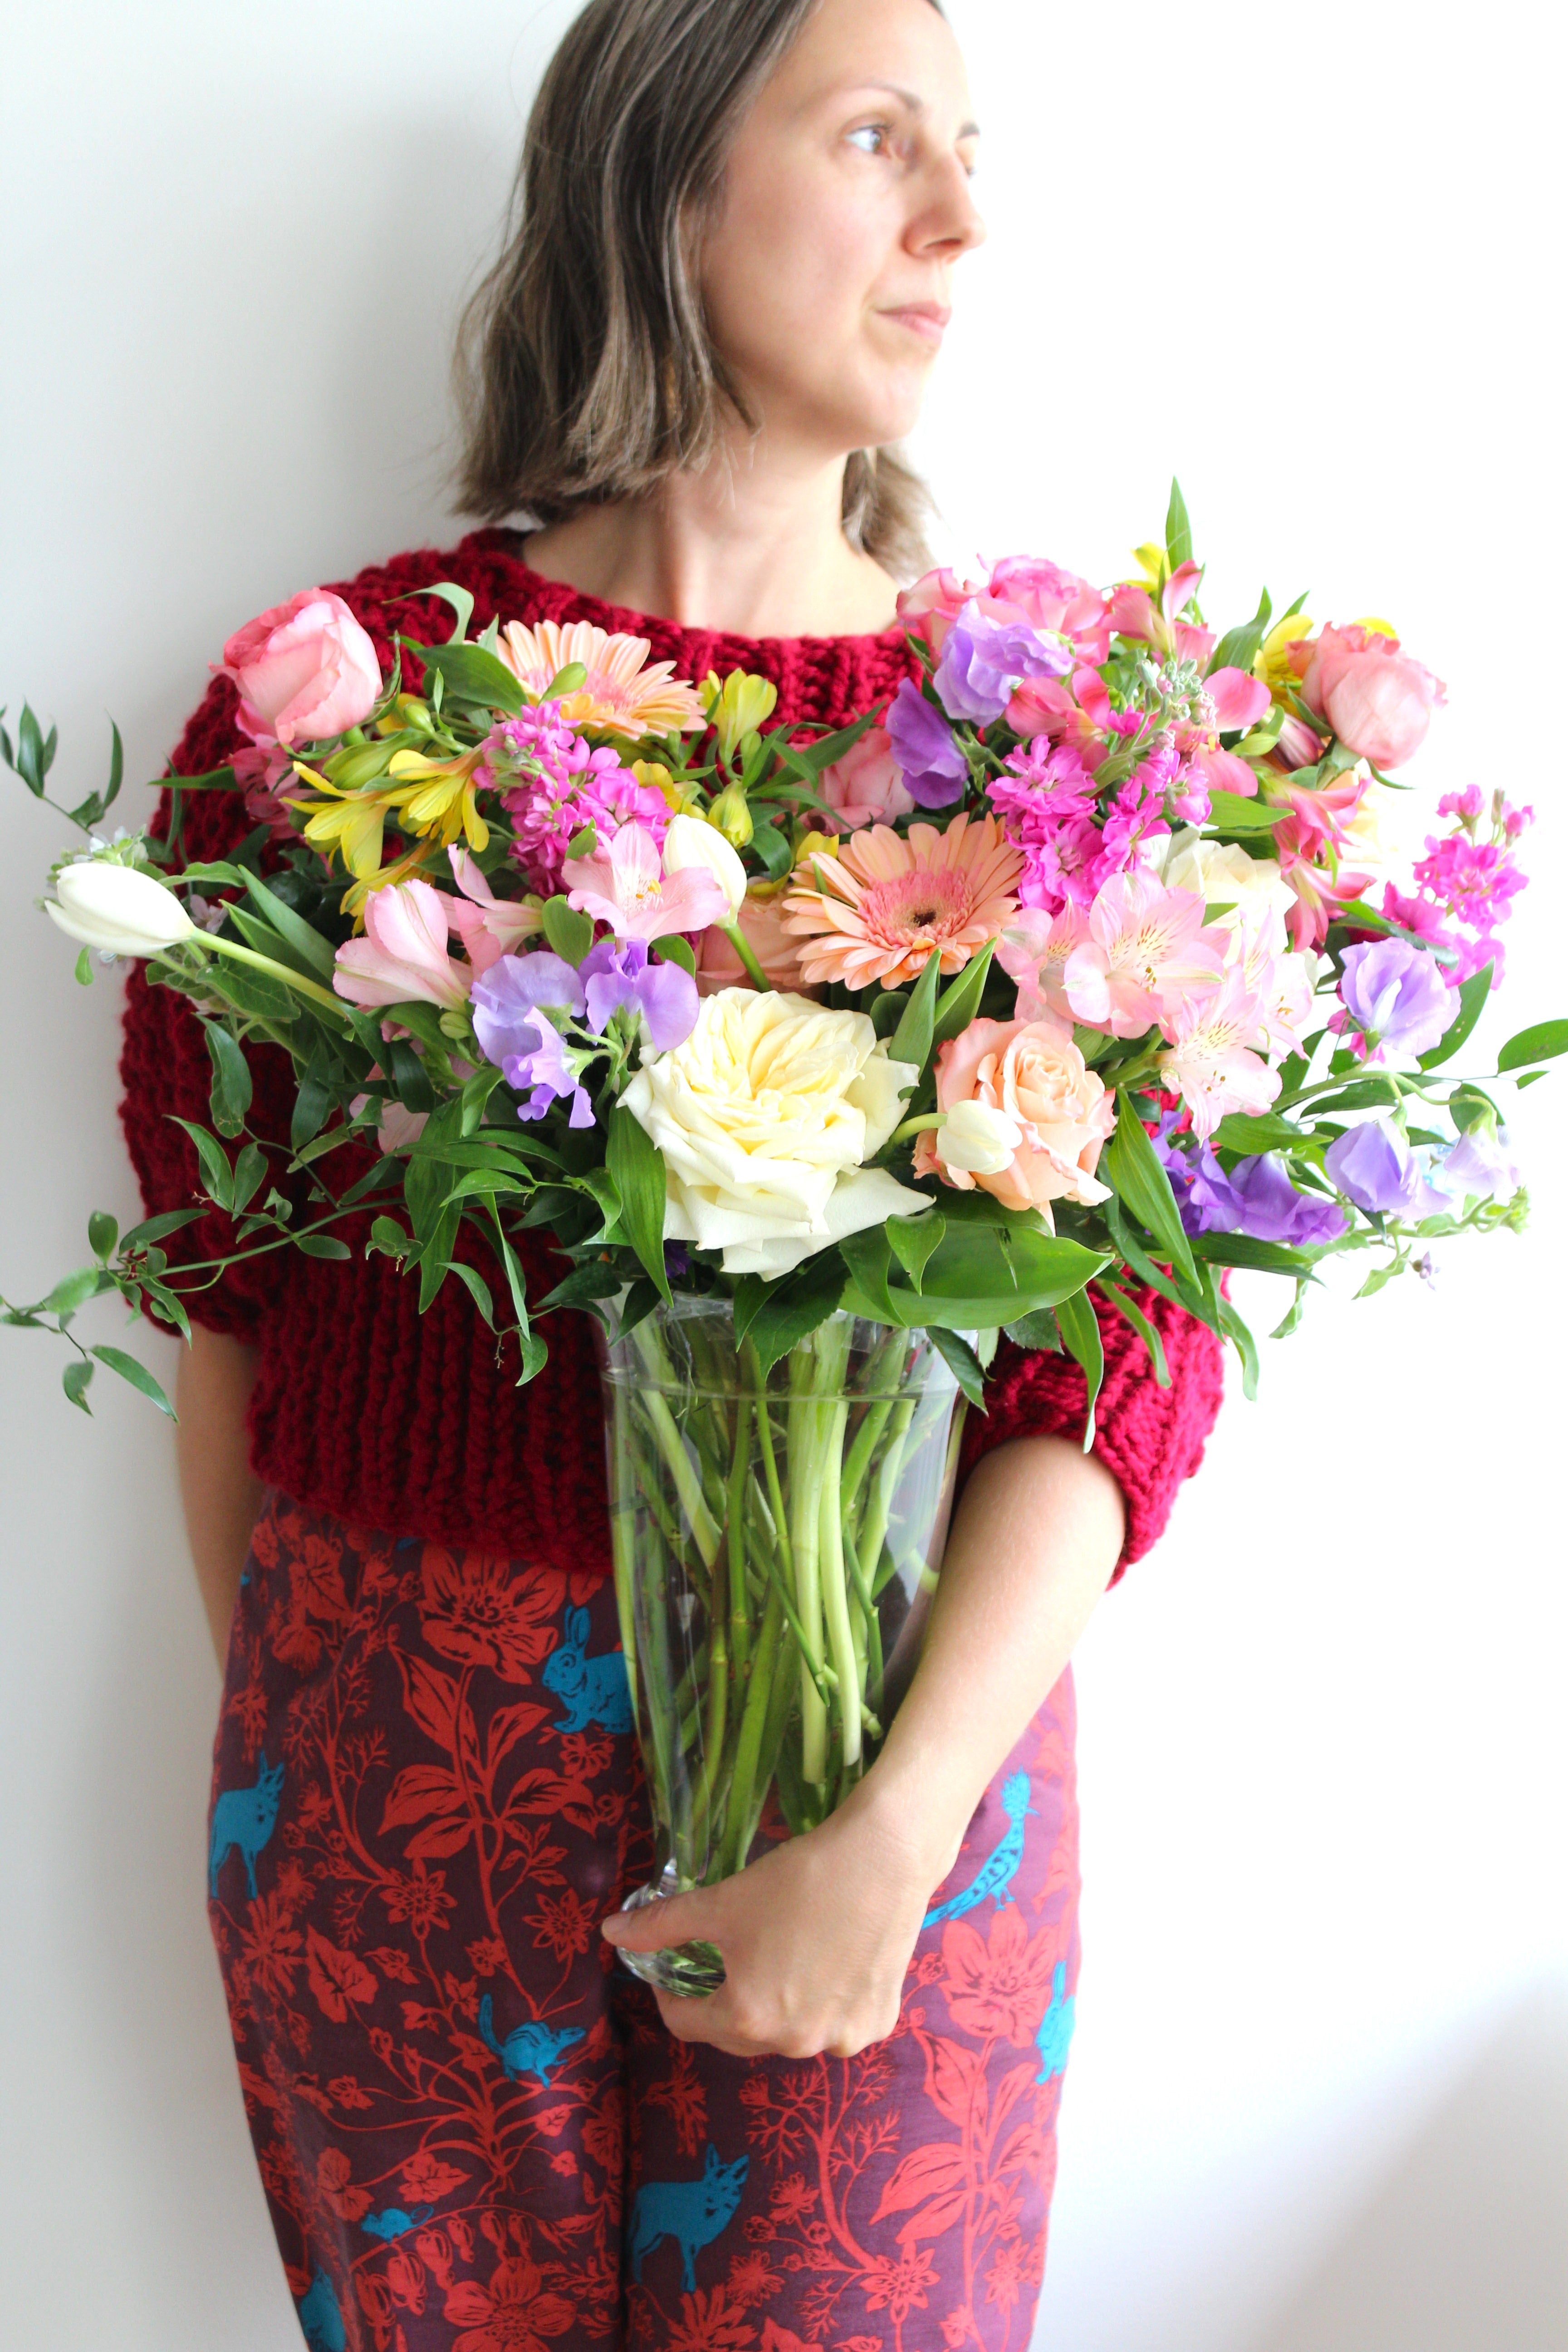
xmin=216 ymin=589 xmax=382 ymax=748
xmin=913 ymin=1017 xmax=1117 ymax=1226
xmin=818 ymin=726 xmax=916 ymax=830
xmin=1299 ymin=624 xmax=1446 ymax=769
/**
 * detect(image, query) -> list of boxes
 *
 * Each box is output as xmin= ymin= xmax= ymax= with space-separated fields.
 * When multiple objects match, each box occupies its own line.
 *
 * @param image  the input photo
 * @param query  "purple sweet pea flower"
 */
xmin=886 ymin=677 xmax=970 ymax=808
xmin=505 ymin=1018 xmax=595 ymax=1128
xmin=1432 ymin=1124 xmax=1522 ymax=1205
xmin=931 ymin=599 xmax=1074 ymax=725
xmin=1325 ymin=1117 xmax=1444 ymax=1216
xmin=470 ymin=951 xmax=585 ymax=1066
xmin=1225 ymin=1155 xmax=1348 ymax=1246
xmin=1153 ymin=1117 xmax=1247 ymax=1236
xmin=579 ymin=936 xmax=698 ymax=1051
xmin=1335 ymin=937 xmax=1451 ymax=1066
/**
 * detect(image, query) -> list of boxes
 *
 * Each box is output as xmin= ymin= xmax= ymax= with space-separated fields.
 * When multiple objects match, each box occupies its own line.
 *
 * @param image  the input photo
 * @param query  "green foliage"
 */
xmin=1102 ymin=1093 xmax=1198 ymax=1285
xmin=403 ymin=637 xmax=524 ymax=715
xmin=744 ymin=1249 xmax=848 ymax=1375
xmin=1498 ymin=1019 xmax=1568 ymax=1073
xmin=1053 ymin=1286 xmax=1104 ymax=1448
xmin=1165 ymin=478 xmax=1194 ymax=571
xmin=91 ymin=1344 xmax=176 ymax=1418
xmin=887 ymin=948 xmax=941 ymax=1082
xmin=203 ymin=1021 xmax=253 ymax=1137
xmin=928 ymin=1325 xmax=990 ymax=1410
xmin=541 ymin=895 xmax=594 ymax=966
xmin=1418 ymin=962 xmax=1494 ymax=1070
xmin=1203 ymin=790 xmax=1288 ymax=834
xmin=606 ymin=1107 xmax=671 ymax=1300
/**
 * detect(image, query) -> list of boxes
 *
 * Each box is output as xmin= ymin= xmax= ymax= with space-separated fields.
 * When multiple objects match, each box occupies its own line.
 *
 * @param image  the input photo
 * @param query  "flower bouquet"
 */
xmin=7 ymin=484 xmax=1562 ymax=1992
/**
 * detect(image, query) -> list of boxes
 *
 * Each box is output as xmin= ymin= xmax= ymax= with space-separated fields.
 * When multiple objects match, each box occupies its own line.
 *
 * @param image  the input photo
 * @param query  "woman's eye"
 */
xmin=847 ymin=123 xmax=890 ymax=157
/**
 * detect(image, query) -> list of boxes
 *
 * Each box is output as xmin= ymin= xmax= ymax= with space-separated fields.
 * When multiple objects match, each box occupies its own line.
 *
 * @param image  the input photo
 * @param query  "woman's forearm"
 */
xmin=174 ymin=1325 xmax=264 ymax=1668
xmin=858 ymin=1432 xmax=1125 ymax=1882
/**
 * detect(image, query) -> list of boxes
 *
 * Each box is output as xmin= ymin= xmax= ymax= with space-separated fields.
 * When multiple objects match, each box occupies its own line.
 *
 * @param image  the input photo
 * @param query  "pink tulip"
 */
xmin=216 ymin=588 xmax=382 ymax=748
xmin=446 ymin=848 xmax=544 ymax=975
xmin=562 ymin=822 xmax=730 ymax=941
xmin=1299 ymin=624 xmax=1446 ymax=769
xmin=333 ymin=878 xmax=474 ymax=1009
xmin=818 ymin=726 xmax=916 ymax=830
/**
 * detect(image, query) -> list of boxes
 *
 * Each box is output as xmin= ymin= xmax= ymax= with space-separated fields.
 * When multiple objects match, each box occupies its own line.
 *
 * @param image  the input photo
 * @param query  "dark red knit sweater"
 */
xmin=118 ymin=529 xmax=1224 ymax=1583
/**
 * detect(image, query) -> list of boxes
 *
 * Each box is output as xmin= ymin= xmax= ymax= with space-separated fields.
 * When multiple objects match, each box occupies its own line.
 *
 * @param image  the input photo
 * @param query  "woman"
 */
xmin=124 ymin=2 xmax=1224 ymax=2345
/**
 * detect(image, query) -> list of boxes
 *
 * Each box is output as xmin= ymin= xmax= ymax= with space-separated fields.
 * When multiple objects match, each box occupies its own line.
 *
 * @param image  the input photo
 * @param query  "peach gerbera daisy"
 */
xmin=496 ymin=618 xmax=706 ymax=740
xmin=781 ymin=815 xmax=1024 ymax=990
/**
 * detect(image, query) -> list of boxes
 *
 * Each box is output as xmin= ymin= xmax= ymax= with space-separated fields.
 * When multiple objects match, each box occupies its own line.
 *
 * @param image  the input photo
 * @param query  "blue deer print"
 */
xmin=629 ymin=2142 xmax=750 ymax=2291
xmin=922 ymin=1771 xmax=1033 ymax=1927
xmin=1035 ymin=1960 xmax=1076 ymax=2083
xmin=209 ymin=1752 xmax=284 ymax=1901
xmin=478 ymin=1994 xmax=585 ymax=2087
xmin=362 ymin=2204 xmax=434 ymax=2241
xmin=296 ymin=2268 xmax=345 ymax=2352
xmin=541 ymin=1604 xmax=633 ymax=1734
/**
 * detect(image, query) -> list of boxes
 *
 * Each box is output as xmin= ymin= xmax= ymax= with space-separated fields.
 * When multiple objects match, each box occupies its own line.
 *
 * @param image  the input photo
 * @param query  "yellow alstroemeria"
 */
xmin=1255 ymin=613 xmax=1317 ymax=691
xmin=1129 ymin=540 xmax=1168 ymax=592
xmin=340 ymin=837 xmax=441 ymax=923
xmin=287 ymin=762 xmax=394 ymax=881
xmin=382 ymin=745 xmax=490 ymax=856
xmin=701 ymin=669 xmax=779 ymax=764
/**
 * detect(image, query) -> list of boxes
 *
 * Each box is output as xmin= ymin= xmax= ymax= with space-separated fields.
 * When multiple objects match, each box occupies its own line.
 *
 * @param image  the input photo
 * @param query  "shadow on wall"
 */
xmin=1254 ymin=1974 xmax=1568 ymax=2352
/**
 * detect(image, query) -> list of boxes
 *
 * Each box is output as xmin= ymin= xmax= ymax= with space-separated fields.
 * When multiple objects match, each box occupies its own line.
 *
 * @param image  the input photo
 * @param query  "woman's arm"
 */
xmin=601 ymin=1431 xmax=1124 ymax=2058
xmin=174 ymin=1325 xmax=264 ymax=1667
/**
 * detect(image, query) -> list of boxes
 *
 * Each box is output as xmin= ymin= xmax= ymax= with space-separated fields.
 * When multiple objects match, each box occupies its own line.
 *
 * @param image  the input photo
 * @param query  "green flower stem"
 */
xmin=728 ymin=1396 xmax=753 ymax=1675
xmin=855 ymin=1396 xmax=915 ymax=1593
xmin=817 ymin=1400 xmax=862 ymax=1769
xmin=607 ymin=1488 xmax=640 ymax=1728
xmin=787 ymin=1353 xmax=831 ymax=1787
xmin=722 ymin=1583 xmax=783 ymax=1877
xmin=194 ymin=935 xmax=349 ymax=1018
xmin=889 ymin=1112 xmax=945 ymax=1147
xmin=720 ymin=919 xmax=771 ymax=991
xmin=839 ymin=1395 xmax=893 ymax=1525
xmin=640 ymin=1384 xmax=721 ymax=1569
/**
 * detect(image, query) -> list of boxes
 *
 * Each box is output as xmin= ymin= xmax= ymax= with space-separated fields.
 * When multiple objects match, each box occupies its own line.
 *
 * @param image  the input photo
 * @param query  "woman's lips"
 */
xmin=878 ymin=304 xmax=951 ymax=348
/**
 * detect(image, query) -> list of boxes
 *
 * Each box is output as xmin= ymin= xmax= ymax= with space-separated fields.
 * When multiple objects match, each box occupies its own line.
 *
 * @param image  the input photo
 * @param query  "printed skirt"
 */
xmin=209 ymin=1491 xmax=1082 ymax=2352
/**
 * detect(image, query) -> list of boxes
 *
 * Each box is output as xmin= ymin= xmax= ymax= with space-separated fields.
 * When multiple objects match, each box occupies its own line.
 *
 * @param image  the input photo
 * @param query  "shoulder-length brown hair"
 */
xmin=455 ymin=0 xmax=942 ymax=581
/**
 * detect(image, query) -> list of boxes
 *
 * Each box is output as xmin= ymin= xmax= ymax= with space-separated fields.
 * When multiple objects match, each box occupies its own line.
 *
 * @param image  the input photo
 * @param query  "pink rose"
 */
xmin=1299 ymin=623 xmax=1446 ymax=770
xmin=694 ymin=892 xmax=815 ymax=997
xmin=217 ymin=588 xmax=382 ymax=748
xmin=818 ymin=727 xmax=915 ymax=830
xmin=913 ymin=1015 xmax=1117 ymax=1225
xmin=987 ymin=556 xmax=1112 ymax=663
xmin=896 ymin=566 xmax=980 ymax=656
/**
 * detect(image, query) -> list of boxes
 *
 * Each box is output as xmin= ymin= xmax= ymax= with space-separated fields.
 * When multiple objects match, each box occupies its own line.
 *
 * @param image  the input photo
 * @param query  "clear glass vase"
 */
xmin=595 ymin=1294 xmax=968 ymax=1996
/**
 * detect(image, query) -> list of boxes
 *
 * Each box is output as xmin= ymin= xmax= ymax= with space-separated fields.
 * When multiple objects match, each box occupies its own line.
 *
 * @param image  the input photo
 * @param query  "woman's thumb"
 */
xmin=601 ymin=1886 xmax=720 ymax=1952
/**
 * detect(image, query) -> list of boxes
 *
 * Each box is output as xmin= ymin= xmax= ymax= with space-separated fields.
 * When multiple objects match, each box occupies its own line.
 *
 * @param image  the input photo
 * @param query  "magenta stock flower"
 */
xmin=491 ymin=705 xmax=668 ymax=898
xmin=333 ymin=879 xmax=474 ymax=1010
xmin=1157 ymin=966 xmax=1280 ymax=1141
xmin=562 ymin=821 xmax=730 ymax=940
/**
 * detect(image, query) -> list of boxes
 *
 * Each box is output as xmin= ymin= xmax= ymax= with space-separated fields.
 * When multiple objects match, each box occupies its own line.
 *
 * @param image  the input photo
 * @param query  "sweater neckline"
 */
xmin=461 ymin=527 xmax=910 ymax=657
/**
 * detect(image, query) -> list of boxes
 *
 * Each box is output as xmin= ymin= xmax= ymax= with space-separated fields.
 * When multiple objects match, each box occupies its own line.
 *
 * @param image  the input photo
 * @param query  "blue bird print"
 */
xmin=1035 ymin=1960 xmax=1076 ymax=2083
xmin=296 ymin=2268 xmax=346 ymax=2352
xmin=362 ymin=2205 xmax=434 ymax=2241
xmin=629 ymin=2144 xmax=750 ymax=2291
xmin=478 ymin=1994 xmax=585 ymax=2086
xmin=922 ymin=1771 xmax=1033 ymax=1927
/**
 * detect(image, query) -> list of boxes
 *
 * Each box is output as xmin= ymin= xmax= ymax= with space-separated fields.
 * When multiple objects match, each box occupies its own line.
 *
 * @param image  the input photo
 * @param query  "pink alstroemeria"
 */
xmin=995 ymin=904 xmax=1088 ymax=1030
xmin=561 ymin=822 xmax=730 ymax=941
xmin=1059 ymin=871 xmax=1226 ymax=1039
xmin=1232 ymin=913 xmax=1320 ymax=1056
xmin=1108 ymin=561 xmax=1217 ymax=668
xmin=1004 ymin=665 xmax=1112 ymax=758
xmin=1269 ymin=775 xmax=1376 ymax=949
xmin=446 ymin=847 xmax=544 ymax=976
xmin=1157 ymin=966 xmax=1281 ymax=1142
xmin=333 ymin=878 xmax=474 ymax=1010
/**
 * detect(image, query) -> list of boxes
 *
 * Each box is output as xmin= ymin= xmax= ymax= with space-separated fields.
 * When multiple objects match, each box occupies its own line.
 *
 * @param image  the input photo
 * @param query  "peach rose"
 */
xmin=1299 ymin=623 xmax=1446 ymax=770
xmin=694 ymin=891 xmax=815 ymax=997
xmin=819 ymin=726 xmax=916 ymax=831
xmin=913 ymin=1015 xmax=1117 ymax=1223
xmin=216 ymin=588 xmax=382 ymax=747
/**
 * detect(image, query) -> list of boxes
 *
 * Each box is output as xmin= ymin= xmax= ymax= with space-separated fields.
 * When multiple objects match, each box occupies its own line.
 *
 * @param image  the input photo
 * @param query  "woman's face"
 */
xmin=701 ymin=0 xmax=985 ymax=462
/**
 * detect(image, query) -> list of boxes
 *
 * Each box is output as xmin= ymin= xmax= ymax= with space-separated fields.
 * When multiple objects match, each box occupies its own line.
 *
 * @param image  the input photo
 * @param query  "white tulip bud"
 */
xmin=939 ymin=1099 xmax=1024 ymax=1176
xmin=662 ymin=812 xmax=747 ymax=919
xmin=47 ymin=862 xmax=197 ymax=958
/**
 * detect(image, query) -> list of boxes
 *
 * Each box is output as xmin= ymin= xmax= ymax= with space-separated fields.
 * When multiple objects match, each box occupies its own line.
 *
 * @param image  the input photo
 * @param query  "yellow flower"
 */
xmin=709 ymin=781 xmax=754 ymax=849
xmin=634 ymin=758 xmax=703 ymax=816
xmin=381 ymin=745 xmax=490 ymax=856
xmin=340 ymin=838 xmax=440 ymax=922
xmin=1254 ymin=614 xmax=1316 ymax=690
xmin=701 ymin=670 xmax=779 ymax=764
xmin=288 ymin=762 xmax=393 ymax=881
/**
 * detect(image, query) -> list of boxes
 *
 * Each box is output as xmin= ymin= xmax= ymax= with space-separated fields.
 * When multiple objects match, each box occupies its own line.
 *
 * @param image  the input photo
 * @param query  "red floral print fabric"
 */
xmin=211 ymin=1494 xmax=1082 ymax=2352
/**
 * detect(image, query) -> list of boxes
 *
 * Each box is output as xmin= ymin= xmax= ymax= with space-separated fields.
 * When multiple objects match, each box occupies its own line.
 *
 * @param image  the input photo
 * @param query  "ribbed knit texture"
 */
xmin=118 ymin=528 xmax=1223 ymax=1578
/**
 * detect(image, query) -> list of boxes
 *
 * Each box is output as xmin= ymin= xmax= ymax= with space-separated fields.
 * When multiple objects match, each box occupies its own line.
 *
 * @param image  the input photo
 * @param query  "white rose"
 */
xmin=662 ymin=813 xmax=747 ymax=918
xmin=47 ymin=861 xmax=196 ymax=957
xmin=1339 ymin=780 xmax=1403 ymax=878
xmin=621 ymin=987 xmax=931 ymax=1278
xmin=1161 ymin=828 xmax=1294 ymax=936
xmin=938 ymin=1099 xmax=1024 ymax=1176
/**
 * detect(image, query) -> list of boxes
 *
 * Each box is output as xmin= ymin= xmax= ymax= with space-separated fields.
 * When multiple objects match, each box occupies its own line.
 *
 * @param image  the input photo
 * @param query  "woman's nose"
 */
xmin=907 ymin=152 xmax=987 ymax=262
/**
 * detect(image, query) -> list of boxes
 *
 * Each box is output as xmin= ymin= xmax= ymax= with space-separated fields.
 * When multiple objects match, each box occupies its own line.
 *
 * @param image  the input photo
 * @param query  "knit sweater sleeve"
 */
xmin=956 ymin=1285 xmax=1225 ymax=1582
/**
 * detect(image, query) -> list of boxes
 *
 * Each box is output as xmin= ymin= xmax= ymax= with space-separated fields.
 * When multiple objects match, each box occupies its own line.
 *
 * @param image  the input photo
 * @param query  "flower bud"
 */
xmin=701 ymin=670 xmax=779 ymax=764
xmin=938 ymin=1099 xmax=1025 ymax=1176
xmin=662 ymin=813 xmax=746 ymax=918
xmin=47 ymin=862 xmax=197 ymax=958
xmin=323 ymin=740 xmax=396 ymax=789
xmin=709 ymin=781 xmax=754 ymax=849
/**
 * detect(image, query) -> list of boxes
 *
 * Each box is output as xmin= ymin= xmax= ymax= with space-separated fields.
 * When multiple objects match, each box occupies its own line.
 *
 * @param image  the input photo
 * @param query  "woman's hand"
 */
xmin=600 ymin=1776 xmax=954 ymax=2060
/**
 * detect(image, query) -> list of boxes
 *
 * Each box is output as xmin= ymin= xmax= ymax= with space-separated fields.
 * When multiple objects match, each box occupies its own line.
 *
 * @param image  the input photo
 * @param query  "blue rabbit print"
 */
xmin=542 ymin=1603 xmax=633 ymax=1734
xmin=629 ymin=2143 xmax=750 ymax=2291
xmin=209 ymin=1752 xmax=284 ymax=1900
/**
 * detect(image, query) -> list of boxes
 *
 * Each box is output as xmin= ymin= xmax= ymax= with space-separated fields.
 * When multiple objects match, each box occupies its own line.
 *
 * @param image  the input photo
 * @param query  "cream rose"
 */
xmin=620 ymin=987 xmax=930 ymax=1278
xmin=913 ymin=1017 xmax=1116 ymax=1222
xmin=1160 ymin=828 xmax=1294 ymax=936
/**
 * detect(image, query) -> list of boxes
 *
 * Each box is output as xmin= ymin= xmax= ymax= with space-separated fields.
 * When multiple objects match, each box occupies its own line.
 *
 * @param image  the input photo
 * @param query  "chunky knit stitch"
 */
xmin=118 ymin=529 xmax=1223 ymax=1579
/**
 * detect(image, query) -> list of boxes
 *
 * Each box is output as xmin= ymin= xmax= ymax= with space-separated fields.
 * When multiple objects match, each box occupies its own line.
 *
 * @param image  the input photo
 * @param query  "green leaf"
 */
xmin=230 ymin=1142 xmax=268 ymax=1214
xmin=616 ymin=1277 xmax=661 ymax=1341
xmin=367 ymin=1216 xmax=410 ymax=1259
xmin=74 ymin=946 xmax=93 ymax=986
xmin=731 ymin=1274 xmax=767 ymax=1348
xmin=606 ymin=1106 xmax=671 ymax=1300
xmin=1207 ymin=585 xmax=1274 ymax=681
xmin=120 ymin=1206 xmax=202 ymax=1250
xmin=1497 ymin=1018 xmax=1568 ymax=1073
xmin=244 ymin=874 xmax=338 ymax=980
xmin=171 ymin=1118 xmax=234 ymax=1211
xmin=541 ymin=896 xmax=594 ymax=967
xmin=1190 ymin=1233 xmax=1318 ymax=1275
xmin=1217 ymin=1294 xmax=1260 ymax=1398
xmin=1355 ymin=1258 xmax=1400 ymax=1300
xmin=1417 ymin=961 xmax=1493 ymax=1070
xmin=63 ymin=1358 xmax=95 ymax=1415
xmin=745 ymin=1248 xmax=848 ymax=1375
xmin=1003 ymin=1308 xmax=1061 ymax=1352
xmin=750 ymin=820 xmax=792 ymax=880
xmin=652 ymin=935 xmax=696 ymax=977
xmin=408 ymin=579 xmax=475 ymax=645
xmin=1270 ymin=1279 xmax=1312 ymax=1340
xmin=295 ymin=1232 xmax=352 ymax=1259
xmin=1102 ymin=1093 xmax=1198 ymax=1285
xmin=1203 ymin=790 xmax=1288 ymax=834
xmin=887 ymin=1210 xmax=945 ymax=1289
xmin=88 ymin=1211 xmax=119 ymax=1262
xmin=481 ymin=1203 xmax=548 ymax=1386
xmin=203 ymin=1020 xmax=253 ymax=1137
xmin=931 ymin=941 xmax=996 ymax=1051
xmin=143 ymin=1283 xmax=192 ymax=1341
xmin=16 ymin=704 xmax=51 ymax=794
xmin=1093 ymin=1278 xmax=1171 ymax=1386
xmin=1211 ymin=1111 xmax=1303 ymax=1154
xmin=928 ymin=1324 xmax=989 ymax=1410
xmin=838 ymin=1224 xmax=900 ymax=1322
xmin=1053 ymin=1286 xmax=1104 ymax=1450
xmin=197 ymin=954 xmax=298 ymax=1023
xmin=887 ymin=948 xmax=942 ymax=1082
xmin=387 ymin=1037 xmax=434 ymax=1114
xmin=91 ymin=1343 xmax=176 ymax=1418
xmin=1165 ymin=477 xmax=1194 ymax=571
xmin=45 ymin=1265 xmax=109 ymax=1317
xmin=870 ymin=988 xmax=909 ymax=1039
xmin=447 ymin=1261 xmax=496 ymax=1326
xmin=403 ymin=637 xmax=524 ymax=713
xmin=459 ymin=1062 xmax=507 ymax=1135
xmin=290 ymin=1038 xmax=334 ymax=1152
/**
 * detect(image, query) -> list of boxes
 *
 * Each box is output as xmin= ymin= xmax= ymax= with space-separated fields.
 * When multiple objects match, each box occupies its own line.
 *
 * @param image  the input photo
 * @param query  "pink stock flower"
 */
xmin=1060 ymin=870 xmax=1226 ymax=1038
xmin=446 ymin=848 xmax=544 ymax=975
xmin=818 ymin=726 xmax=916 ymax=830
xmin=1109 ymin=562 xmax=1216 ymax=668
xmin=492 ymin=705 xmax=668 ymax=898
xmin=216 ymin=589 xmax=382 ymax=748
xmin=333 ymin=879 xmax=474 ymax=1010
xmin=1299 ymin=623 xmax=1446 ymax=769
xmin=913 ymin=1016 xmax=1116 ymax=1225
xmin=1157 ymin=966 xmax=1281 ymax=1141
xmin=561 ymin=821 xmax=730 ymax=941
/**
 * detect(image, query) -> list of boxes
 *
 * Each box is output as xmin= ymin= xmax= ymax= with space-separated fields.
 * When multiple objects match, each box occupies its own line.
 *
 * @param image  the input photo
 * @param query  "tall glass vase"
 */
xmin=595 ymin=1294 xmax=968 ymax=1996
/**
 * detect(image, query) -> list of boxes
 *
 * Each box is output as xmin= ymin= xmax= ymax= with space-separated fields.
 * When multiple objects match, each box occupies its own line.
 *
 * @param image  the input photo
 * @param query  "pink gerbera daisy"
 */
xmin=781 ymin=815 xmax=1024 ymax=990
xmin=496 ymin=619 xmax=706 ymax=739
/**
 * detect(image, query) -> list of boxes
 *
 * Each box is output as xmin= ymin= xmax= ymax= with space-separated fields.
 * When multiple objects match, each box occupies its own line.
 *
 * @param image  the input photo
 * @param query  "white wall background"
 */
xmin=2 ymin=4 xmax=1563 ymax=2347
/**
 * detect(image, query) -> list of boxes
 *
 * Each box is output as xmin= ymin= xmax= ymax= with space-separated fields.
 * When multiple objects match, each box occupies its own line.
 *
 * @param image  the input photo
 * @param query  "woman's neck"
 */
xmin=522 ymin=427 xmax=901 ymax=639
